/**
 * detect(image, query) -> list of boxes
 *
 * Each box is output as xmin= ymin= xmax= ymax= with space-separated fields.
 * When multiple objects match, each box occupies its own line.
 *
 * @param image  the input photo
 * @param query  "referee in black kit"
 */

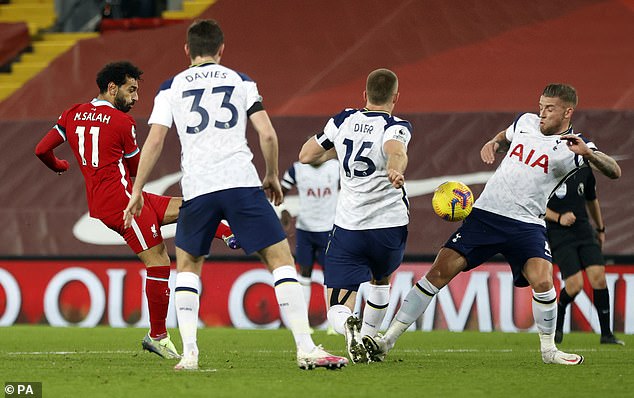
xmin=545 ymin=164 xmax=624 ymax=345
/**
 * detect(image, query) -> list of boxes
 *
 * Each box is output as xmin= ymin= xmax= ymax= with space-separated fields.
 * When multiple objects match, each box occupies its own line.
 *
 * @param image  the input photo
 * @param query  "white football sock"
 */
xmin=272 ymin=265 xmax=315 ymax=352
xmin=327 ymin=304 xmax=352 ymax=335
xmin=385 ymin=276 xmax=439 ymax=345
xmin=360 ymin=284 xmax=390 ymax=337
xmin=532 ymin=287 xmax=557 ymax=351
xmin=174 ymin=272 xmax=200 ymax=357
xmin=297 ymin=275 xmax=312 ymax=308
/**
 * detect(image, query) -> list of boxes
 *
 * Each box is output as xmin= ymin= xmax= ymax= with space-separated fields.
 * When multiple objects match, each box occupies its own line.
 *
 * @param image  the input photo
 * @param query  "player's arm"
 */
xmin=480 ymin=130 xmax=510 ymax=164
xmin=545 ymin=207 xmax=575 ymax=226
xmin=384 ymin=139 xmax=408 ymax=189
xmin=312 ymin=148 xmax=337 ymax=165
xmin=123 ymin=124 xmax=169 ymax=227
xmin=561 ymin=135 xmax=621 ymax=179
xmin=124 ymin=153 xmax=140 ymax=177
xmin=250 ymin=110 xmax=284 ymax=206
xmin=34 ymin=128 xmax=70 ymax=174
xmin=299 ymin=135 xmax=328 ymax=164
xmin=586 ymin=198 xmax=605 ymax=246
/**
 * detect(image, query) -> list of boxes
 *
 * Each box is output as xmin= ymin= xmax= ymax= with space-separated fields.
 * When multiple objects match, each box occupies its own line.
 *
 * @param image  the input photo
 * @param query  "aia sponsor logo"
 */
xmin=508 ymin=143 xmax=549 ymax=174
xmin=306 ymin=187 xmax=333 ymax=197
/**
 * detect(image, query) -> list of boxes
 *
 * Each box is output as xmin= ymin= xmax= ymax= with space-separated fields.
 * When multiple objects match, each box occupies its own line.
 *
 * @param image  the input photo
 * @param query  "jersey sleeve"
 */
xmin=148 ymin=78 xmax=174 ymax=128
xmin=319 ymin=109 xmax=355 ymax=149
xmin=383 ymin=120 xmax=412 ymax=148
xmin=281 ymin=164 xmax=296 ymax=191
xmin=319 ymin=118 xmax=338 ymax=148
xmin=244 ymin=80 xmax=263 ymax=111
xmin=53 ymin=107 xmax=75 ymax=142
xmin=35 ymin=128 xmax=68 ymax=172
xmin=505 ymin=112 xmax=529 ymax=141
xmin=34 ymin=108 xmax=73 ymax=172
xmin=122 ymin=117 xmax=139 ymax=159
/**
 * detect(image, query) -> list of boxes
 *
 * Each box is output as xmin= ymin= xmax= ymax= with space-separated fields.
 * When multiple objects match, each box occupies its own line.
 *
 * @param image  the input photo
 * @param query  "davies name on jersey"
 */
xmin=185 ymin=70 xmax=228 ymax=82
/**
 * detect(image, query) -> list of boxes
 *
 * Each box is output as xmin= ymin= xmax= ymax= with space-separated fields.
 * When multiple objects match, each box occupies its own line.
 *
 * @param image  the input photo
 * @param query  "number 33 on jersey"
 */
xmin=147 ymin=62 xmax=265 ymax=201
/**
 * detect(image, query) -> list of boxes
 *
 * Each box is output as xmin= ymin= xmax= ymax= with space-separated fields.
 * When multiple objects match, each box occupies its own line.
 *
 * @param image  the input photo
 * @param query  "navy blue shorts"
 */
xmin=324 ymin=225 xmax=407 ymax=291
xmin=295 ymin=229 xmax=330 ymax=268
xmin=444 ymin=208 xmax=551 ymax=287
xmin=175 ymin=187 xmax=286 ymax=256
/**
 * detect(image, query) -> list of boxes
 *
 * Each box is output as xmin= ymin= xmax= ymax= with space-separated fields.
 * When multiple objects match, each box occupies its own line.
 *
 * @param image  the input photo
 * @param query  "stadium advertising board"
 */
xmin=0 ymin=260 xmax=632 ymax=334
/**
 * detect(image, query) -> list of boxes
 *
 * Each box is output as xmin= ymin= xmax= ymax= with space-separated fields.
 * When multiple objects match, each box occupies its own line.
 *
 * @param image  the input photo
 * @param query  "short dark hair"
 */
xmin=542 ymin=83 xmax=578 ymax=107
xmin=96 ymin=61 xmax=143 ymax=93
xmin=187 ymin=19 xmax=224 ymax=59
xmin=366 ymin=68 xmax=398 ymax=105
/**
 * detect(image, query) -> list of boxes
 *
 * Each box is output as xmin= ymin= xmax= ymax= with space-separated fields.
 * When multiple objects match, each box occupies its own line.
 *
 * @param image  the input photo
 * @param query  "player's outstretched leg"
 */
xmin=344 ymin=315 xmax=368 ymax=364
xmin=142 ymin=333 xmax=181 ymax=359
xmin=362 ymin=334 xmax=390 ymax=362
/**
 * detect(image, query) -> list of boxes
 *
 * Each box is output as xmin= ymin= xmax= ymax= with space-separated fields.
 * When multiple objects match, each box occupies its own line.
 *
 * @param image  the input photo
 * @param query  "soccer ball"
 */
xmin=432 ymin=181 xmax=474 ymax=222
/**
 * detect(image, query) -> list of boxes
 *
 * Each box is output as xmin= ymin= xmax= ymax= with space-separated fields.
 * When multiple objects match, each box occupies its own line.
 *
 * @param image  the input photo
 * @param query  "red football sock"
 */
xmin=145 ymin=266 xmax=171 ymax=339
xmin=214 ymin=222 xmax=233 ymax=239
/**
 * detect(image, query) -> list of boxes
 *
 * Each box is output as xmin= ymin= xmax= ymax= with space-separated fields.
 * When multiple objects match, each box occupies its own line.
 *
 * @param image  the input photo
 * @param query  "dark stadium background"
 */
xmin=1 ymin=0 xmax=632 ymax=260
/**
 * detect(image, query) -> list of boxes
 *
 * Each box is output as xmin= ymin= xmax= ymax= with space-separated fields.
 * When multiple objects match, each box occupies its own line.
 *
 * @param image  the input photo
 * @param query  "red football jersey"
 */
xmin=57 ymin=99 xmax=139 ymax=218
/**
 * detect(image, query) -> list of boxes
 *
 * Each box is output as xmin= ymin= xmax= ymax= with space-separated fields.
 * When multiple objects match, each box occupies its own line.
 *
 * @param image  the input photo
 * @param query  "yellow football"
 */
xmin=432 ymin=181 xmax=474 ymax=222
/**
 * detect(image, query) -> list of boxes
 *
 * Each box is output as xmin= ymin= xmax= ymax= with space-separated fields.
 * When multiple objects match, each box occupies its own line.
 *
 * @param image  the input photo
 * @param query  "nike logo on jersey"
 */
xmin=544 ymin=317 xmax=556 ymax=322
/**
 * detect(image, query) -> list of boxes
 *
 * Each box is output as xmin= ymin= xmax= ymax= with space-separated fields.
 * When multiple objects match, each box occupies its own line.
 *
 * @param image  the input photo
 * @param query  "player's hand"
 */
xmin=263 ymin=175 xmax=284 ymax=206
xmin=388 ymin=169 xmax=405 ymax=189
xmin=480 ymin=140 xmax=499 ymax=164
xmin=123 ymin=191 xmax=144 ymax=228
xmin=561 ymin=134 xmax=592 ymax=157
xmin=559 ymin=211 xmax=576 ymax=227
xmin=54 ymin=159 xmax=70 ymax=174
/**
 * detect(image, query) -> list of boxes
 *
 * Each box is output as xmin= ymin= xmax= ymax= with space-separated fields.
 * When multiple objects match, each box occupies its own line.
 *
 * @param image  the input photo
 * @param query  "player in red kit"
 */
xmin=35 ymin=61 xmax=239 ymax=359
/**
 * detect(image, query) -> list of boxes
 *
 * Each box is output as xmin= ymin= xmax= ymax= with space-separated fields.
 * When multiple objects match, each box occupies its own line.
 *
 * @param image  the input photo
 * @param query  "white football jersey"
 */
xmin=317 ymin=108 xmax=411 ymax=230
xmin=281 ymin=159 xmax=340 ymax=232
xmin=475 ymin=113 xmax=596 ymax=225
xmin=148 ymin=62 xmax=263 ymax=200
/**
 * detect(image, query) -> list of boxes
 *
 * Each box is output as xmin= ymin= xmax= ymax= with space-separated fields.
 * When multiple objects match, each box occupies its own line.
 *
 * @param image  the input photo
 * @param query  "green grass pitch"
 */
xmin=0 ymin=326 xmax=632 ymax=398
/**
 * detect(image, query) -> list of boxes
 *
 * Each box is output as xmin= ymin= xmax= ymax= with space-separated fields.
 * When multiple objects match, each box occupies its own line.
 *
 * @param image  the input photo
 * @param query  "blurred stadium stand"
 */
xmin=0 ymin=0 xmax=213 ymax=101
xmin=0 ymin=0 xmax=632 ymax=258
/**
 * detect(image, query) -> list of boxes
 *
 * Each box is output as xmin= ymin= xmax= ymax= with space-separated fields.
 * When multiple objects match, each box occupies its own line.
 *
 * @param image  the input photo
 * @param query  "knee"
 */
xmin=586 ymin=267 xmax=607 ymax=289
xmin=564 ymin=275 xmax=584 ymax=295
xmin=531 ymin=279 xmax=553 ymax=293
xmin=588 ymin=276 xmax=607 ymax=289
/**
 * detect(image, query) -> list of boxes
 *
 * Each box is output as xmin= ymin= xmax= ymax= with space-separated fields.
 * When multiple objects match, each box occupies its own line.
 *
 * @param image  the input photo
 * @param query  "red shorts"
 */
xmin=100 ymin=192 xmax=172 ymax=254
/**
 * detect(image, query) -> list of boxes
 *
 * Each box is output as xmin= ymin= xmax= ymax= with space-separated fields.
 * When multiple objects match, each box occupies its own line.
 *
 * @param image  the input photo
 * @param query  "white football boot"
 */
xmin=297 ymin=345 xmax=348 ymax=370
